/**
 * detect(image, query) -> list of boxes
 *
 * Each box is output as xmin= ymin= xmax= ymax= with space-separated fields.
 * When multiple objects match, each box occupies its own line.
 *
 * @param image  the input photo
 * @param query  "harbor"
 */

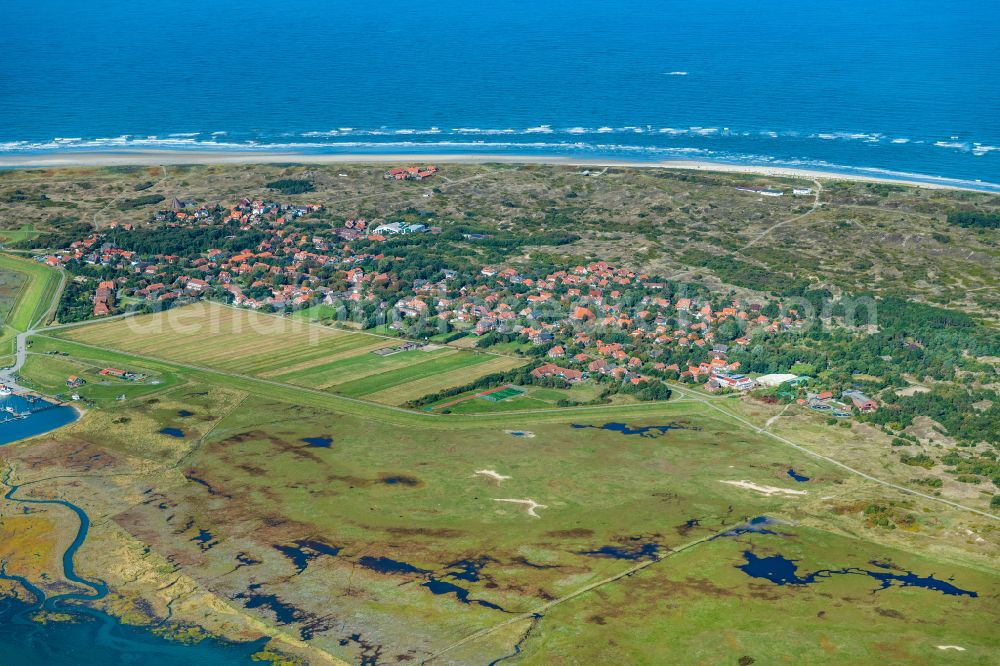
xmin=0 ymin=390 xmax=79 ymax=445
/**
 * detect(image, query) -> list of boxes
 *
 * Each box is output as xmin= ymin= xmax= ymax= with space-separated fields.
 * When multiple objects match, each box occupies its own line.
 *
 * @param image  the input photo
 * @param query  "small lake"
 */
xmin=571 ymin=422 xmax=686 ymax=438
xmin=160 ymin=427 xmax=185 ymax=438
xmin=737 ymin=551 xmax=977 ymax=597
xmin=787 ymin=469 xmax=810 ymax=482
xmin=0 ymin=394 xmax=79 ymax=446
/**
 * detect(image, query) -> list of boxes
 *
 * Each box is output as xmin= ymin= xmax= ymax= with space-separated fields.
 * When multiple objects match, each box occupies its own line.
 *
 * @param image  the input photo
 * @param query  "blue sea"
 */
xmin=4 ymin=0 xmax=999 ymax=189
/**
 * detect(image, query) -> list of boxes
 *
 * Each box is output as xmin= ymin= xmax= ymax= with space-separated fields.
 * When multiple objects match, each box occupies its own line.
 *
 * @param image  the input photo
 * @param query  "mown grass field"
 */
xmin=0 ymin=252 xmax=61 ymax=357
xmin=57 ymin=302 xmax=527 ymax=404
xmin=18 ymin=352 xmax=179 ymax=406
xmin=363 ymin=355 xmax=526 ymax=405
xmin=0 ymin=269 xmax=27 ymax=327
xmin=270 ymin=347 xmax=457 ymax=387
xmin=58 ymin=302 xmax=382 ymax=374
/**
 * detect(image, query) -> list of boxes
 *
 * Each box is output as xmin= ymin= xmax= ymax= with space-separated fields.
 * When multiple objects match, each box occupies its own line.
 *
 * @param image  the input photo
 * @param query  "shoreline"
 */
xmin=0 ymin=150 xmax=995 ymax=192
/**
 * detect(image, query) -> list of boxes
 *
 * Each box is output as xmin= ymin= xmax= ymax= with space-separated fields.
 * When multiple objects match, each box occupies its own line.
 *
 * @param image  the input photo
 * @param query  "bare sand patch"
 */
xmin=474 ymin=469 xmax=511 ymax=483
xmin=504 ymin=430 xmax=535 ymax=438
xmin=493 ymin=498 xmax=547 ymax=517
xmin=720 ymin=480 xmax=807 ymax=496
xmin=936 ymin=646 xmax=966 ymax=651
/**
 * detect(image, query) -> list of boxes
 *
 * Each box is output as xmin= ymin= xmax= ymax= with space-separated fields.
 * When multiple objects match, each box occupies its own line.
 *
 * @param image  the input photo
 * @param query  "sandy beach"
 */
xmin=0 ymin=150 xmax=989 ymax=191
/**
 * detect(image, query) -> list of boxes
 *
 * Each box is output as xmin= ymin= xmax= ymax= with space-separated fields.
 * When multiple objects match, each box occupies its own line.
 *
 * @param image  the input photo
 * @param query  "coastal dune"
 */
xmin=0 ymin=150 xmax=979 ymax=191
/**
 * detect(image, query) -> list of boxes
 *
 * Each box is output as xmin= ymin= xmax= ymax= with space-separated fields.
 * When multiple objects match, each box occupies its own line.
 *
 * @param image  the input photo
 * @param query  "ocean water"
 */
xmin=2 ymin=0 xmax=999 ymax=189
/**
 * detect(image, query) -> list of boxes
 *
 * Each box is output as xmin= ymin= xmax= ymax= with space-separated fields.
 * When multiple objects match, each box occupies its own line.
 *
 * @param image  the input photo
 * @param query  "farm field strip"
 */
xmin=257 ymin=338 xmax=395 ymax=378
xmin=305 ymin=348 xmax=459 ymax=389
xmin=0 ymin=270 xmax=28 ymax=325
xmin=61 ymin=302 xmax=376 ymax=371
xmin=0 ymin=252 xmax=61 ymax=330
xmin=333 ymin=351 xmax=504 ymax=398
xmin=367 ymin=356 xmax=528 ymax=405
xmin=217 ymin=336 xmax=376 ymax=375
xmin=33 ymin=334 xmax=704 ymax=429
xmin=57 ymin=303 xmax=518 ymax=406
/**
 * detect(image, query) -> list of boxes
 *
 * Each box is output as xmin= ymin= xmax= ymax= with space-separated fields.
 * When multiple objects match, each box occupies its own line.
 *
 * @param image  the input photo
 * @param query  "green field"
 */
xmin=271 ymin=347 xmax=458 ymax=387
xmin=17 ymin=350 xmax=179 ymax=406
xmin=57 ymin=302 xmax=527 ymax=405
xmin=432 ymin=383 xmax=607 ymax=414
xmin=3 ymin=311 xmax=997 ymax=665
xmin=0 ymin=269 xmax=27 ymax=326
xmin=332 ymin=351 xmax=499 ymax=397
xmin=0 ymin=225 xmax=40 ymax=245
xmin=0 ymin=167 xmax=996 ymax=666
xmin=288 ymin=303 xmax=342 ymax=322
xmin=363 ymin=355 xmax=527 ymax=405
xmin=483 ymin=386 xmax=525 ymax=401
xmin=0 ymin=252 xmax=61 ymax=356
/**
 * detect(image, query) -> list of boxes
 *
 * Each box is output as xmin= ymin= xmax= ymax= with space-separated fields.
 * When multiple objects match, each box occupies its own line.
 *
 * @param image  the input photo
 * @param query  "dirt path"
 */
xmin=665 ymin=180 xmax=823 ymax=281
xmin=763 ymin=403 xmax=791 ymax=430
xmin=31 ymin=329 xmax=1000 ymax=523
xmin=93 ymin=165 xmax=169 ymax=227
xmin=740 ymin=179 xmax=823 ymax=250
xmin=666 ymin=382 xmax=1000 ymax=523
xmin=423 ymin=525 xmax=736 ymax=662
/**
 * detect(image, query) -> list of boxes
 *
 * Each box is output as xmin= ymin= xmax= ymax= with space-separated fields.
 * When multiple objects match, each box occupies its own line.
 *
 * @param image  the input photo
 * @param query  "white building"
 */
xmin=756 ymin=373 xmax=798 ymax=387
xmin=373 ymin=222 xmax=427 ymax=235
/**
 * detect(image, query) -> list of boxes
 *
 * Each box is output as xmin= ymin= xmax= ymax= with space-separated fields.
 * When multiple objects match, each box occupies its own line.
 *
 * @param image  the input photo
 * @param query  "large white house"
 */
xmin=373 ymin=222 xmax=427 ymax=235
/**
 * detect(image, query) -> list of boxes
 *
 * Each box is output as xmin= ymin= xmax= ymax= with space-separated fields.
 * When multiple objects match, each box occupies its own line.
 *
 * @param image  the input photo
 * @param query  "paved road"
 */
xmin=10 ymin=266 xmax=997 ymax=523
xmin=0 ymin=266 xmax=72 ymax=390
xmin=666 ymin=382 xmax=1000 ymax=523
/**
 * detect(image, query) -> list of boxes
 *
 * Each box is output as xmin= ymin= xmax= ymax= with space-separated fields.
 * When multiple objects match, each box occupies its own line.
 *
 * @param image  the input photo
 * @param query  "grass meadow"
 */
xmin=58 ymin=302 xmax=524 ymax=404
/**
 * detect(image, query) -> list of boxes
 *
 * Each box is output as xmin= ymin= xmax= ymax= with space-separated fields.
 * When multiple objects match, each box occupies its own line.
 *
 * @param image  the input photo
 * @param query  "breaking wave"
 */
xmin=0 ymin=126 xmax=997 ymax=192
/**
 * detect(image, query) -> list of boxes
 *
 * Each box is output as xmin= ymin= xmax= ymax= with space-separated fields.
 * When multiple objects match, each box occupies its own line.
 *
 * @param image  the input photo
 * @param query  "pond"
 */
xmin=571 ymin=422 xmax=686 ymax=438
xmin=301 ymin=436 xmax=332 ymax=448
xmin=0 ymin=394 xmax=79 ymax=446
xmin=159 ymin=427 xmax=185 ymax=438
xmin=787 ymin=468 xmax=810 ymax=482
xmin=737 ymin=551 xmax=977 ymax=596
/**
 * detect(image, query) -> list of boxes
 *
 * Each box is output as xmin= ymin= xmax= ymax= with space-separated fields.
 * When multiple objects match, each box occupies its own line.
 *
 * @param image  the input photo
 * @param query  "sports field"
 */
xmin=58 ymin=302 xmax=526 ymax=404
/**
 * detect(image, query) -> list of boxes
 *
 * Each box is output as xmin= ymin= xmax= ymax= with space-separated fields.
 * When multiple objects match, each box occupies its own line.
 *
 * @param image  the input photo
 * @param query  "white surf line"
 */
xmin=720 ymin=480 xmax=807 ymax=496
xmin=667 ymin=384 xmax=1000 ymax=523
xmin=474 ymin=469 xmax=511 ymax=482
xmin=493 ymin=498 xmax=546 ymax=517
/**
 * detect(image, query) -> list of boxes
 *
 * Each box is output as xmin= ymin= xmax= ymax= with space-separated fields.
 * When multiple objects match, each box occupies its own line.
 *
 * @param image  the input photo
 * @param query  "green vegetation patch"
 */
xmin=265 ymin=179 xmax=314 ymax=195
